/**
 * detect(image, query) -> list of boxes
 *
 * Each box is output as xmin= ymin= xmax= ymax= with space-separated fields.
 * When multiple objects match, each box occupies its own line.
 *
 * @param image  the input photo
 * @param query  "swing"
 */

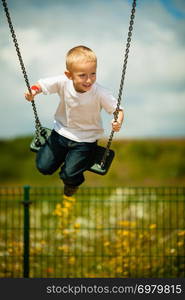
xmin=2 ymin=0 xmax=137 ymax=175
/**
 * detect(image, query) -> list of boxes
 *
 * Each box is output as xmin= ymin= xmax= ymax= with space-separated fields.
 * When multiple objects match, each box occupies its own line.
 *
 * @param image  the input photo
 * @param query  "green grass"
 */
xmin=0 ymin=136 xmax=185 ymax=186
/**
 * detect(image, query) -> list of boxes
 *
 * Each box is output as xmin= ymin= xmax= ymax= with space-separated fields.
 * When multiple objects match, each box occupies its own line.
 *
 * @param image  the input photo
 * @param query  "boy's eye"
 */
xmin=78 ymin=73 xmax=96 ymax=78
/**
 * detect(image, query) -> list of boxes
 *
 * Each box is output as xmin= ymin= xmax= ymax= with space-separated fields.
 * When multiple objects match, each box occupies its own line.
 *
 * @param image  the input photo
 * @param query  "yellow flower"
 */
xmin=63 ymin=201 xmax=73 ymax=209
xmin=104 ymin=241 xmax=110 ymax=247
xmin=118 ymin=220 xmax=136 ymax=228
xmin=149 ymin=224 xmax=157 ymax=229
xmin=62 ymin=229 xmax=69 ymax=236
xmin=61 ymin=207 xmax=69 ymax=214
xmin=58 ymin=245 xmax=69 ymax=252
xmin=53 ymin=203 xmax=62 ymax=216
xmin=122 ymin=241 xmax=129 ymax=247
xmin=170 ymin=248 xmax=176 ymax=254
xmin=40 ymin=240 xmax=46 ymax=246
xmin=53 ymin=210 xmax=62 ymax=216
xmin=122 ymin=230 xmax=130 ymax=236
xmin=178 ymin=231 xmax=185 ymax=236
xmin=118 ymin=220 xmax=130 ymax=227
xmin=68 ymin=256 xmax=75 ymax=264
xmin=74 ymin=223 xmax=80 ymax=229
xmin=116 ymin=267 xmax=122 ymax=273
xmin=95 ymin=225 xmax=103 ymax=230
xmin=56 ymin=203 xmax=62 ymax=209
xmin=177 ymin=241 xmax=184 ymax=247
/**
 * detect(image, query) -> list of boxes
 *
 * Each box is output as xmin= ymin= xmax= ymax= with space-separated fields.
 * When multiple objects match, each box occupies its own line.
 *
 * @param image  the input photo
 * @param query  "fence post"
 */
xmin=23 ymin=185 xmax=31 ymax=278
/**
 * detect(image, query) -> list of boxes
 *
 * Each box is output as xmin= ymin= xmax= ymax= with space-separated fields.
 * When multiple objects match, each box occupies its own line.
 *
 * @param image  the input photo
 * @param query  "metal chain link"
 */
xmin=101 ymin=0 xmax=137 ymax=167
xmin=1 ymin=0 xmax=43 ymax=145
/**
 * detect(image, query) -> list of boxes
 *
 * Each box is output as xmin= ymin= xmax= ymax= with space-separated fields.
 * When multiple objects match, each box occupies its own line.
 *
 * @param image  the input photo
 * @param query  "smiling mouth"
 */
xmin=83 ymin=84 xmax=91 ymax=88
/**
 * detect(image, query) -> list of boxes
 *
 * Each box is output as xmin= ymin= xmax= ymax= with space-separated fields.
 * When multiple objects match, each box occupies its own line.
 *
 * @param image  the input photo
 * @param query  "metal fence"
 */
xmin=0 ymin=186 xmax=185 ymax=278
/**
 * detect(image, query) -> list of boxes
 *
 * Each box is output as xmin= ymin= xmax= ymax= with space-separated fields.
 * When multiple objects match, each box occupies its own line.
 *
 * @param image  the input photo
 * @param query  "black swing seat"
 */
xmin=88 ymin=145 xmax=115 ymax=175
xmin=30 ymin=127 xmax=52 ymax=153
xmin=30 ymin=127 xmax=115 ymax=175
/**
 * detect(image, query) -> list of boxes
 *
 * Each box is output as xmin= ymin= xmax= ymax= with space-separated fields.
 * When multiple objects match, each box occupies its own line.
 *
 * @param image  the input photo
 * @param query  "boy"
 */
xmin=25 ymin=46 xmax=123 ymax=197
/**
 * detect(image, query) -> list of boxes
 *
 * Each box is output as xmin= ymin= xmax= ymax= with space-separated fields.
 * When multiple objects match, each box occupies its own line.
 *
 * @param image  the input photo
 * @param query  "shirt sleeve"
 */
xmin=38 ymin=75 xmax=65 ymax=95
xmin=98 ymin=85 xmax=123 ymax=114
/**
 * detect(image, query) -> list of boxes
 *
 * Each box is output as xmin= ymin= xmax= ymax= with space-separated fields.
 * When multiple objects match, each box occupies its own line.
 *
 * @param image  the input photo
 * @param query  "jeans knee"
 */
xmin=60 ymin=168 xmax=84 ymax=186
xmin=36 ymin=161 xmax=55 ymax=175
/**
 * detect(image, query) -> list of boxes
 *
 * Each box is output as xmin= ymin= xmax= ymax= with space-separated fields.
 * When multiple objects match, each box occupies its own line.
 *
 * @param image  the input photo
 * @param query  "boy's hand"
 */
xmin=24 ymin=89 xmax=37 ymax=101
xmin=24 ymin=84 xmax=41 ymax=101
xmin=111 ymin=119 xmax=122 ymax=132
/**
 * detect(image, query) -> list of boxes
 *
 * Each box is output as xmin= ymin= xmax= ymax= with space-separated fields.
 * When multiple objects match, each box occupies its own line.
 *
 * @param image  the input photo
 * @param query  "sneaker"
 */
xmin=64 ymin=184 xmax=79 ymax=197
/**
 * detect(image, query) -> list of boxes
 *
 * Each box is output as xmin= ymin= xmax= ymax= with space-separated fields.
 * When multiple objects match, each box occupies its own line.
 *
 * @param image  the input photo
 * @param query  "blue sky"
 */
xmin=0 ymin=0 xmax=185 ymax=139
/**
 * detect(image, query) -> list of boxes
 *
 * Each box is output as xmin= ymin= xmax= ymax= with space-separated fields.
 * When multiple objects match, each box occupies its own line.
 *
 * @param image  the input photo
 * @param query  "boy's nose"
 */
xmin=86 ymin=76 xmax=93 ymax=83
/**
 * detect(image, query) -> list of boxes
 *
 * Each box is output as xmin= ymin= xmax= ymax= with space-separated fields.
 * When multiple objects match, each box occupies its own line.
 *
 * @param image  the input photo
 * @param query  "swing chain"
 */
xmin=101 ymin=0 xmax=137 ymax=168
xmin=1 ymin=0 xmax=43 ymax=145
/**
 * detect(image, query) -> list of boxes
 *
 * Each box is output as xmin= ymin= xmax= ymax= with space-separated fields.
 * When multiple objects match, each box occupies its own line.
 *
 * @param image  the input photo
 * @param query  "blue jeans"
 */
xmin=36 ymin=130 xmax=97 ymax=186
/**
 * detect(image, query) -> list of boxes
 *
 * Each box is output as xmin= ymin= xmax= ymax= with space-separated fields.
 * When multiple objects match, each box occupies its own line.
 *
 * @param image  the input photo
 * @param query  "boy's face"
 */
xmin=65 ymin=61 xmax=97 ymax=93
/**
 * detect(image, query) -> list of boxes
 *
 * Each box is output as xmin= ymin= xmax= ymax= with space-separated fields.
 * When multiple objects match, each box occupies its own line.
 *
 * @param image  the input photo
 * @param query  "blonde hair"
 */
xmin=66 ymin=45 xmax=97 ymax=71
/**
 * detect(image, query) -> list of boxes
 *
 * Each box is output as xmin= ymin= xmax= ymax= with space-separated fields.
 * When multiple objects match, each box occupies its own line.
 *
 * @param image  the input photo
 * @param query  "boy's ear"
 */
xmin=64 ymin=70 xmax=72 ymax=80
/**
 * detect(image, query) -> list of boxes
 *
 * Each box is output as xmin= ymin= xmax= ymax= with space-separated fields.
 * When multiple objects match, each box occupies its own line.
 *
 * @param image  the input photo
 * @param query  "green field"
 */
xmin=0 ymin=136 xmax=185 ymax=187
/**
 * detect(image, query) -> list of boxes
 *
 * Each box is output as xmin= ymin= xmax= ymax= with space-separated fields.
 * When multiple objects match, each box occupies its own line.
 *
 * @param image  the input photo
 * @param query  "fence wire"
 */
xmin=0 ymin=186 xmax=185 ymax=278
